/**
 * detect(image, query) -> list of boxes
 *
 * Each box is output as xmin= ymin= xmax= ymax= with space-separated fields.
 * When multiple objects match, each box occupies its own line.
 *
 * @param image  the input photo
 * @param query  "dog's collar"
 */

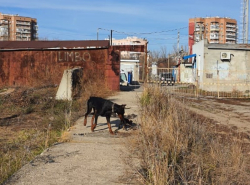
xmin=112 ymin=103 xmax=115 ymax=113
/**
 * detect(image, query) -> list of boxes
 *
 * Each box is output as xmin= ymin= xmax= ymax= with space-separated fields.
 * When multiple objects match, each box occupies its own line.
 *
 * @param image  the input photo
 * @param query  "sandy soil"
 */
xmin=4 ymin=86 xmax=143 ymax=185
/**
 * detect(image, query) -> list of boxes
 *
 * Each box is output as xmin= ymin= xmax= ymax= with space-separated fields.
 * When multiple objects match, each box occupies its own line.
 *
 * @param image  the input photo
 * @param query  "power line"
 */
xmin=98 ymin=26 xmax=188 ymax=35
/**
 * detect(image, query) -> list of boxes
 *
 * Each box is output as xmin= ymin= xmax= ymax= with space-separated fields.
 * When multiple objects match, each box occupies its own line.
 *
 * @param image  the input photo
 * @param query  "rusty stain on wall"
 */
xmin=0 ymin=41 xmax=145 ymax=91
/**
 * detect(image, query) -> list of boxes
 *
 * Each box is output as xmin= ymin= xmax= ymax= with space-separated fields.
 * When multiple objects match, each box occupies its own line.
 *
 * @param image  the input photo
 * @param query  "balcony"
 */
xmin=210 ymin=26 xmax=220 ymax=31
xmin=210 ymin=35 xmax=219 ymax=39
xmin=16 ymin=29 xmax=31 ymax=33
xmin=23 ymin=29 xmax=31 ymax=33
xmin=0 ymin=26 xmax=8 ymax=31
xmin=121 ymin=54 xmax=140 ymax=60
xmin=226 ymin=28 xmax=236 ymax=32
xmin=16 ymin=25 xmax=30 ymax=29
xmin=226 ymin=37 xmax=236 ymax=40
xmin=195 ymin=27 xmax=204 ymax=31
xmin=0 ymin=32 xmax=8 ymax=36
xmin=226 ymin=24 xmax=236 ymax=28
xmin=226 ymin=33 xmax=236 ymax=36
xmin=33 ymin=25 xmax=38 ymax=30
xmin=0 ymin=20 xmax=8 ymax=25
xmin=16 ymin=21 xmax=30 ymax=26
xmin=210 ymin=40 xmax=219 ymax=43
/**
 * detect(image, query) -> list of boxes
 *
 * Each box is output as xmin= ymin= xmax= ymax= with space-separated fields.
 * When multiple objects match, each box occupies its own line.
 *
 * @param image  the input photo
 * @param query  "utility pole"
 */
xmin=168 ymin=54 xmax=170 ymax=72
xmin=144 ymin=41 xmax=148 ymax=83
xmin=177 ymin=31 xmax=180 ymax=52
xmin=110 ymin=30 xmax=113 ymax=45
xmin=97 ymin=28 xmax=99 ymax=40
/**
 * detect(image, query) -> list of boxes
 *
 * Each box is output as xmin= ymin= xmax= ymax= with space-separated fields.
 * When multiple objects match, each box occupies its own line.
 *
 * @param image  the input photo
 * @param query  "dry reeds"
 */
xmin=129 ymin=86 xmax=250 ymax=184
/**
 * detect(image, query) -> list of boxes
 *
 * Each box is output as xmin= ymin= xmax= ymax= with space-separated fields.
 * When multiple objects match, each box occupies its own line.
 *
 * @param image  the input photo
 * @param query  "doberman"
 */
xmin=84 ymin=97 xmax=126 ymax=134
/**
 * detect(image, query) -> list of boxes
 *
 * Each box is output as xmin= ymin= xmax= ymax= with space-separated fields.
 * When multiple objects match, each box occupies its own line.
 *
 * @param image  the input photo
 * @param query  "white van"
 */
xmin=120 ymin=71 xmax=128 ymax=86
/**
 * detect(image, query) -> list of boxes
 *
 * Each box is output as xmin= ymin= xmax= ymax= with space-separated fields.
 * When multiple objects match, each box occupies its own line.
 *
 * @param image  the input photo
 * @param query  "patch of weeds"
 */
xmin=0 ymin=88 xmax=7 ymax=93
xmin=24 ymin=106 xmax=34 ymax=114
xmin=128 ymin=86 xmax=250 ymax=185
xmin=0 ymin=79 xmax=112 ymax=184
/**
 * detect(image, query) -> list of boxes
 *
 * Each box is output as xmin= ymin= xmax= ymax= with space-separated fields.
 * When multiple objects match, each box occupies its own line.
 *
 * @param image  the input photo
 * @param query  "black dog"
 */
xmin=84 ymin=97 xmax=126 ymax=134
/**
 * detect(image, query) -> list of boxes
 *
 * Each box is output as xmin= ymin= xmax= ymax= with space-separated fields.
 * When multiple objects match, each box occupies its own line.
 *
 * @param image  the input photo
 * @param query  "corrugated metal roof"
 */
xmin=0 ymin=40 xmax=110 ymax=50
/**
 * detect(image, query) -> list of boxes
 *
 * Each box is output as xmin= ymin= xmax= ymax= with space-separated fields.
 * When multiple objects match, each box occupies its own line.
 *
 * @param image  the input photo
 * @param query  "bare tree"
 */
xmin=148 ymin=50 xmax=161 ymax=66
xmin=149 ymin=44 xmax=188 ymax=68
xmin=160 ymin=46 xmax=168 ymax=59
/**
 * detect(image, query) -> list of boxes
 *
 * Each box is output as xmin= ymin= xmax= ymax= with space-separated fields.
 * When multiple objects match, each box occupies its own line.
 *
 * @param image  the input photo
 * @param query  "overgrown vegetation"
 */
xmin=129 ymin=86 xmax=250 ymax=184
xmin=0 ymin=69 xmax=112 ymax=184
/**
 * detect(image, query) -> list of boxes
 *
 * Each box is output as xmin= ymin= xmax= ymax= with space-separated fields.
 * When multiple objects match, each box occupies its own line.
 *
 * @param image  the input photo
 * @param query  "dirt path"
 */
xmin=185 ymin=97 xmax=250 ymax=136
xmin=4 ymin=87 xmax=143 ymax=185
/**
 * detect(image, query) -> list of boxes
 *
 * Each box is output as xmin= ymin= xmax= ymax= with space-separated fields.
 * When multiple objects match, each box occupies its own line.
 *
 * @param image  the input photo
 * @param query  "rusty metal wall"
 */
xmin=0 ymin=49 xmax=111 ymax=88
xmin=0 ymin=43 xmax=145 ymax=91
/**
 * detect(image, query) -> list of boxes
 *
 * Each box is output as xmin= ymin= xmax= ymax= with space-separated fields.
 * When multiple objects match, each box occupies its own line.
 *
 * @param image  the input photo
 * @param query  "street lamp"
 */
xmin=97 ymin=28 xmax=101 ymax=40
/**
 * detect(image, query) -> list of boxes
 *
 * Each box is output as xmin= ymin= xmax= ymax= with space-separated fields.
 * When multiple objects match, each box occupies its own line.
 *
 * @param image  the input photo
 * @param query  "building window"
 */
xmin=206 ymin=73 xmax=213 ymax=78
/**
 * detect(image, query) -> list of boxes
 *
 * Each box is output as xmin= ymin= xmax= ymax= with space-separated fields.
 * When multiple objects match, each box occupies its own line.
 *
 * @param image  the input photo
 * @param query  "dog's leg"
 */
xmin=91 ymin=110 xmax=97 ymax=132
xmin=84 ymin=112 xmax=88 ymax=126
xmin=90 ymin=114 xmax=95 ymax=132
xmin=106 ymin=116 xmax=114 ymax=134
xmin=84 ymin=101 xmax=92 ymax=126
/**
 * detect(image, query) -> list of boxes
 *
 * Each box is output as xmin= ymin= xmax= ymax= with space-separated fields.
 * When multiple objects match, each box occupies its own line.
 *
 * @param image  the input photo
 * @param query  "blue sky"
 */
xmin=0 ymin=0 xmax=245 ymax=53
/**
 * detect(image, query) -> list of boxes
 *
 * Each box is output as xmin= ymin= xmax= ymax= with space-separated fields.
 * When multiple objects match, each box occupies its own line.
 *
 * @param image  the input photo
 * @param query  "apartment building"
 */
xmin=112 ymin=36 xmax=147 ymax=46
xmin=112 ymin=37 xmax=147 ymax=58
xmin=0 ymin=12 xmax=38 ymax=41
xmin=112 ymin=37 xmax=147 ymax=83
xmin=188 ymin=17 xmax=237 ymax=54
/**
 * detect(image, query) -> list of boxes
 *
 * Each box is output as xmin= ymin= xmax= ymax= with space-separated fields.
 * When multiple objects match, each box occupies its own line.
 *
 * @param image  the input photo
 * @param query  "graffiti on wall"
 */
xmin=58 ymin=51 xmax=91 ymax=62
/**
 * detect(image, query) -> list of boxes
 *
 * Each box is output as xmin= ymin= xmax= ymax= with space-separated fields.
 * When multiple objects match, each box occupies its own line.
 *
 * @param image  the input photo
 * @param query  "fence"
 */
xmin=147 ymin=67 xmax=250 ymax=98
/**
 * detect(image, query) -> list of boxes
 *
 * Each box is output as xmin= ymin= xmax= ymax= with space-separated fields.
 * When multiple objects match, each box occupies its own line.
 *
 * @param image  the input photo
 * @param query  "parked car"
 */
xmin=159 ymin=72 xmax=175 ymax=86
xmin=120 ymin=71 xmax=129 ymax=86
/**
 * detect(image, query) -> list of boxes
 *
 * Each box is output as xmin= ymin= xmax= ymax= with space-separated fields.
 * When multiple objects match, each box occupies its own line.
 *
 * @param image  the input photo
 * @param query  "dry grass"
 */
xmin=128 ymin=86 xmax=250 ymax=185
xmin=0 ymin=69 xmax=113 ymax=184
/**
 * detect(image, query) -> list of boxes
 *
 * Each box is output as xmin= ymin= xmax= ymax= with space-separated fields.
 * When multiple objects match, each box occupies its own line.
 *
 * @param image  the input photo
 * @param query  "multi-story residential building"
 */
xmin=112 ymin=36 xmax=147 ymax=46
xmin=188 ymin=17 xmax=237 ymax=54
xmin=111 ymin=37 xmax=148 ymax=83
xmin=0 ymin=12 xmax=38 ymax=41
xmin=112 ymin=36 xmax=147 ymax=59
